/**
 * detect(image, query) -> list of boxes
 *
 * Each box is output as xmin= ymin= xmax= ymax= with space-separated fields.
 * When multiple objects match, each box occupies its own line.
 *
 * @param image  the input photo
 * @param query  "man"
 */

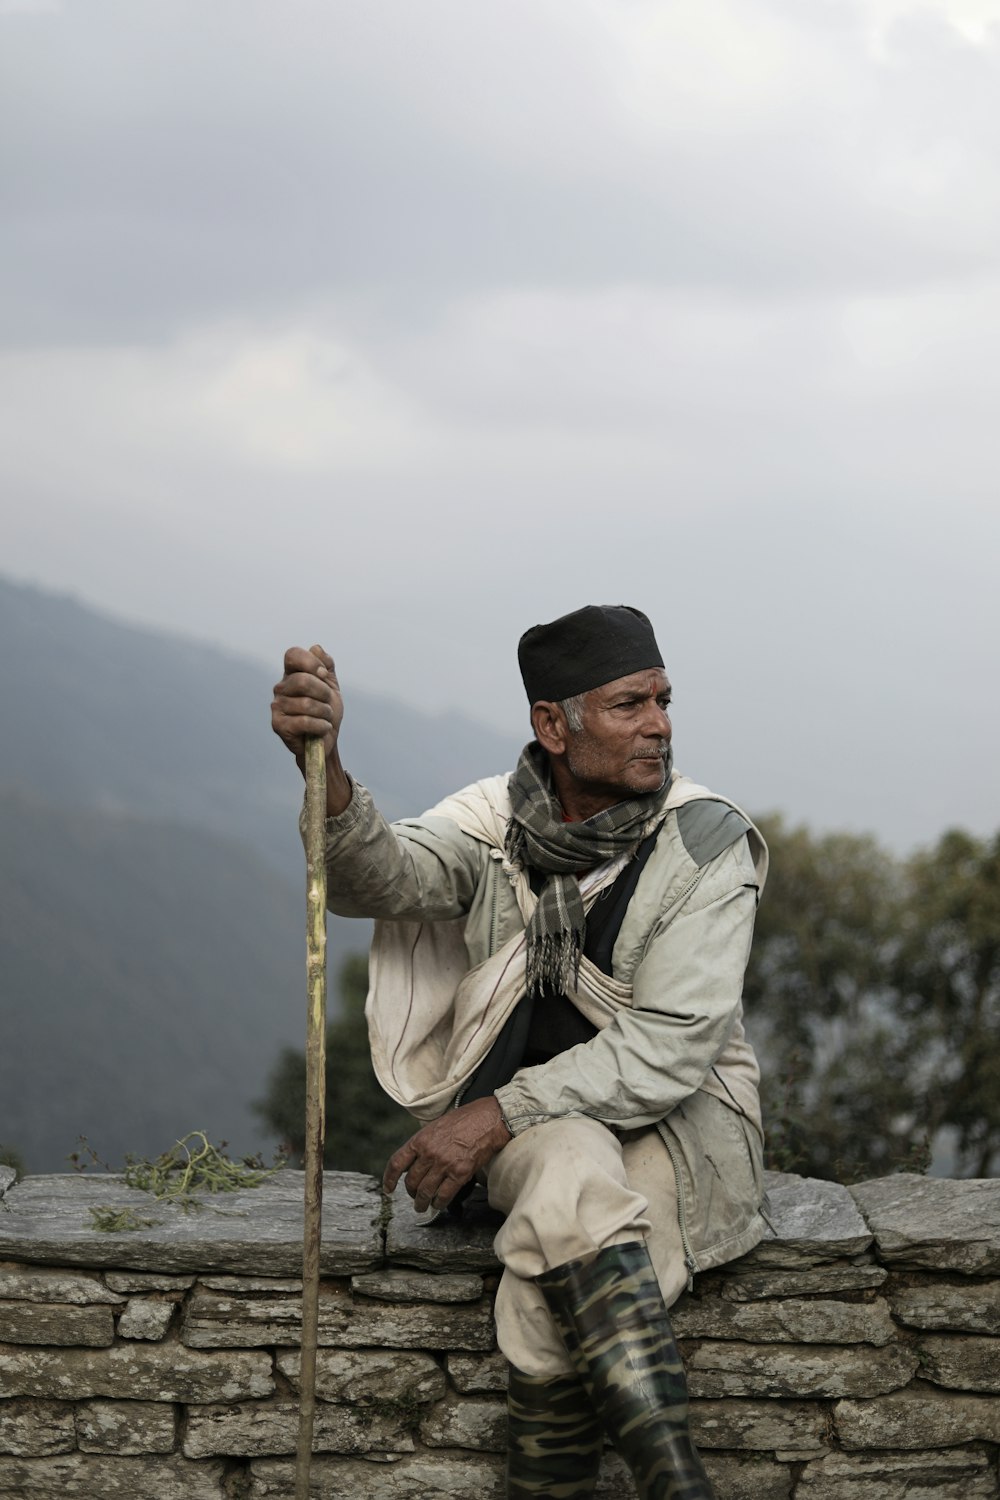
xmin=271 ymin=605 xmax=769 ymax=1500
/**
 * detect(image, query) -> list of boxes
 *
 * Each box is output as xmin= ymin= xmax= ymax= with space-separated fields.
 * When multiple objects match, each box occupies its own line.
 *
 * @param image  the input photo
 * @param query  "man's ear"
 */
xmin=532 ymin=701 xmax=569 ymax=756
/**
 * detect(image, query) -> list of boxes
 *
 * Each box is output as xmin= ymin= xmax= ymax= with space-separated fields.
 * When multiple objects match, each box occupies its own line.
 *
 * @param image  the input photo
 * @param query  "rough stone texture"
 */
xmin=851 ymin=1175 xmax=1000 ymax=1275
xmin=0 ymin=1398 xmax=75 ymax=1457
xmin=385 ymin=1185 xmax=503 ymax=1272
xmin=104 ymin=1272 xmax=195 ymax=1293
xmin=684 ymin=1340 xmax=919 ymax=1398
xmin=701 ymin=1453 xmax=793 ymax=1500
xmin=248 ymin=1453 xmax=506 ymax=1499
xmin=713 ymin=1264 xmax=887 ymax=1299
xmin=0 ymin=1265 xmax=125 ymax=1304
xmin=0 ymin=1169 xmax=997 ymax=1498
xmin=918 ymin=1335 xmax=1000 ymax=1393
xmin=0 ymin=1172 xmax=382 ymax=1275
xmin=277 ymin=1348 xmax=447 ymax=1405
xmin=181 ymin=1285 xmax=495 ymax=1351
xmin=448 ymin=1350 xmax=509 ymax=1393
xmin=199 ymin=1274 xmax=302 ymax=1291
xmin=0 ymin=1453 xmax=227 ymax=1499
xmin=744 ymin=1173 xmax=872 ymax=1267
xmin=835 ymin=1384 xmax=1000 ymax=1450
xmin=116 ymin=1296 xmax=174 ymax=1340
xmin=420 ymin=1395 xmax=507 ymax=1453
xmin=690 ymin=1398 xmax=830 ymax=1453
xmin=890 ymin=1279 xmax=1000 ymax=1334
xmin=0 ymin=1300 xmax=115 ymax=1346
xmin=0 ymin=1167 xmax=15 ymax=1198
xmin=593 ymin=1452 xmax=640 ymax=1500
xmin=183 ymin=1398 xmax=415 ymax=1457
xmin=672 ymin=1295 xmax=897 ymax=1346
xmin=352 ymin=1269 xmax=486 ymax=1303
xmin=796 ymin=1445 xmax=998 ymax=1498
xmin=74 ymin=1398 xmax=176 ymax=1454
xmin=0 ymin=1342 xmax=273 ymax=1402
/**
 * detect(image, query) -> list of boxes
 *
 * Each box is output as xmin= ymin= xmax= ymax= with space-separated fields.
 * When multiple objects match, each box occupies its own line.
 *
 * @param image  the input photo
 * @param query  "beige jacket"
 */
xmin=320 ymin=769 xmax=770 ymax=1273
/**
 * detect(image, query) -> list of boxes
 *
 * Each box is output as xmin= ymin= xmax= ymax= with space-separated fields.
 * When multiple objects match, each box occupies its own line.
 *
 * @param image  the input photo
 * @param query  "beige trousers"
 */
xmin=484 ymin=1116 xmax=688 ymax=1378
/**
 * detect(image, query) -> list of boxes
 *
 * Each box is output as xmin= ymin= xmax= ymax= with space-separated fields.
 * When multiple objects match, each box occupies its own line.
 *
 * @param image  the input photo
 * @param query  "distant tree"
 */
xmin=893 ymin=830 xmax=1000 ymax=1177
xmin=254 ymin=954 xmax=415 ymax=1178
xmin=743 ymin=815 xmax=921 ymax=1181
xmin=745 ymin=817 xmax=1000 ymax=1182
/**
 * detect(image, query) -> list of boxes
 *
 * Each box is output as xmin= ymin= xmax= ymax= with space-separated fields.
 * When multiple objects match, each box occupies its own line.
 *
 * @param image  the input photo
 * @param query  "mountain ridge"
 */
xmin=0 ymin=575 xmax=520 ymax=1170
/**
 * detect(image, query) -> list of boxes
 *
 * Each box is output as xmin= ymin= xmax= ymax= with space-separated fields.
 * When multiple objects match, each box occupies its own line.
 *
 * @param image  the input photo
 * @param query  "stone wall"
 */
xmin=0 ymin=1167 xmax=998 ymax=1499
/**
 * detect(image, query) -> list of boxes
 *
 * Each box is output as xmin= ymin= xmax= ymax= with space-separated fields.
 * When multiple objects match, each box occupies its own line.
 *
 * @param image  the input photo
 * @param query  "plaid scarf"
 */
xmin=505 ymin=741 xmax=673 ymax=999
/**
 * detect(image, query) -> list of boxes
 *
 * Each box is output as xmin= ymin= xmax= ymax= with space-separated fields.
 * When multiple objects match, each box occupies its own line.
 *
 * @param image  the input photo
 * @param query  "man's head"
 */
xmin=518 ymin=605 xmax=672 ymax=815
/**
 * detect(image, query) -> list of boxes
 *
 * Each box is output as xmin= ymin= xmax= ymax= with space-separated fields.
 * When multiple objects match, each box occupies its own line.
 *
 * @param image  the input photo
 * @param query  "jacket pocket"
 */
xmin=657 ymin=1089 xmax=764 ymax=1266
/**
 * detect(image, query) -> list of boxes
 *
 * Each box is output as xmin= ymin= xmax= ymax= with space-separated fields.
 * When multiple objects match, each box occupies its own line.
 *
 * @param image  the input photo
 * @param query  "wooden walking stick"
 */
xmin=295 ymin=735 xmax=328 ymax=1500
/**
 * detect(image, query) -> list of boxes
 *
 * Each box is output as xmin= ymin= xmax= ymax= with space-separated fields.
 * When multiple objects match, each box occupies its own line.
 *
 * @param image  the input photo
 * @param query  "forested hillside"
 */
xmin=0 ymin=577 xmax=520 ymax=1171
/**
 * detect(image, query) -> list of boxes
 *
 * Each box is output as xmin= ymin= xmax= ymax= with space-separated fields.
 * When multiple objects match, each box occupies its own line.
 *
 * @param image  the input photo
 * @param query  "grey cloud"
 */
xmin=3 ymin=0 xmax=1000 ymax=345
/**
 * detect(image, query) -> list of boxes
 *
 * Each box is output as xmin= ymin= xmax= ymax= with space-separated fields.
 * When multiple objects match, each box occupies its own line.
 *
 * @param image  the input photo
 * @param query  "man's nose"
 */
xmin=643 ymin=703 xmax=672 ymax=739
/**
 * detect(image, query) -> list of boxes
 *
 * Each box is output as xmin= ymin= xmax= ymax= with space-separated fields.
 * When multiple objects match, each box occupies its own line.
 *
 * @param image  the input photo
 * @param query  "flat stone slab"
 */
xmin=385 ymin=1185 xmax=502 ymax=1272
xmin=180 ymin=1284 xmax=495 ymax=1351
xmin=683 ymin=1340 xmax=919 ymax=1399
xmin=248 ymin=1452 xmax=506 ymax=1499
xmin=0 ymin=1452 xmax=227 ymax=1498
xmin=351 ymin=1269 xmax=486 ymax=1303
xmin=741 ymin=1173 xmax=871 ymax=1267
xmin=0 ymin=1398 xmax=75 ymax=1458
xmin=889 ymin=1279 xmax=1000 ymax=1334
xmin=710 ymin=1263 xmax=887 ymax=1300
xmin=796 ymin=1445 xmax=997 ymax=1498
xmin=917 ymin=1334 xmax=1000 ymax=1393
xmin=75 ymin=1399 xmax=176 ymax=1455
xmin=672 ymin=1295 xmax=897 ymax=1346
xmin=0 ymin=1342 xmax=273 ymax=1403
xmin=0 ymin=1266 xmax=125 ymax=1305
xmin=278 ymin=1347 xmax=446 ymax=1405
xmin=834 ymin=1384 xmax=1000 ymax=1450
xmin=420 ymin=1395 xmax=506 ymax=1454
xmin=850 ymin=1175 xmax=1000 ymax=1274
xmin=0 ymin=1172 xmax=382 ymax=1276
xmin=183 ymin=1398 xmax=415 ymax=1458
xmin=690 ymin=1397 xmax=829 ymax=1453
xmin=0 ymin=1301 xmax=114 ymax=1347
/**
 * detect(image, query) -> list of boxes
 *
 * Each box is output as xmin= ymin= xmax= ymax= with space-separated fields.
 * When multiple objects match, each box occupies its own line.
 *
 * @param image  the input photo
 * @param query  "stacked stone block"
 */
xmin=0 ymin=1166 xmax=997 ymax=1498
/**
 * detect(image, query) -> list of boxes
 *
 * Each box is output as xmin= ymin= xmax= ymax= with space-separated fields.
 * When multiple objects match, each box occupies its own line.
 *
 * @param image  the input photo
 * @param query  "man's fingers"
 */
xmin=413 ymin=1171 xmax=466 ymax=1214
xmin=308 ymin=644 xmax=336 ymax=674
xmin=272 ymin=671 xmax=336 ymax=703
xmin=383 ymin=1140 xmax=418 ymax=1195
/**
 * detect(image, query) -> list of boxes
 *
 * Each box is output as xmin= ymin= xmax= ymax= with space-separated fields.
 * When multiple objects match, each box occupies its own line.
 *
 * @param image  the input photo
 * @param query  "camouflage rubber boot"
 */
xmin=536 ymin=1241 xmax=715 ymax=1500
xmin=506 ymin=1365 xmax=603 ymax=1500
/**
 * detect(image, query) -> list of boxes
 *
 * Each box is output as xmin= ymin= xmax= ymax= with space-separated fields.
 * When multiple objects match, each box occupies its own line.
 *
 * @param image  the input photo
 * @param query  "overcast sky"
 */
xmin=3 ymin=0 xmax=999 ymax=851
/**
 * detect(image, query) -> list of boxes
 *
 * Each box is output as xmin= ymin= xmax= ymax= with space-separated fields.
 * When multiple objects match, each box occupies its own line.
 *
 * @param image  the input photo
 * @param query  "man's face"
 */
xmin=563 ymin=667 xmax=672 ymax=803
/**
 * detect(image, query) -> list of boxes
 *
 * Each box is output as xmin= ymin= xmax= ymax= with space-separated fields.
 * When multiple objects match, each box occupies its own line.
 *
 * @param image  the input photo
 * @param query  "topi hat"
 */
xmin=518 ymin=604 xmax=663 ymax=704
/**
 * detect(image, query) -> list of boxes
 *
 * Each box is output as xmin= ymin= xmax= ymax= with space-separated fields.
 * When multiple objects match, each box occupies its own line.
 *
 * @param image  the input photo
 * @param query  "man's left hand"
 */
xmin=383 ymin=1095 xmax=512 ymax=1212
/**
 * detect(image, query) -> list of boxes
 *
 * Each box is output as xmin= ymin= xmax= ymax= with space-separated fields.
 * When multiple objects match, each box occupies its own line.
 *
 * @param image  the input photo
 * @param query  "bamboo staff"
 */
xmin=295 ymin=735 xmax=328 ymax=1500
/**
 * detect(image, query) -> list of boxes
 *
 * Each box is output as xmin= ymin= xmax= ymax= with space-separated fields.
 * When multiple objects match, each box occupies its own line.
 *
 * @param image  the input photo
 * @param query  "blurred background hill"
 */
xmin=0 ymin=575 xmax=520 ymax=1171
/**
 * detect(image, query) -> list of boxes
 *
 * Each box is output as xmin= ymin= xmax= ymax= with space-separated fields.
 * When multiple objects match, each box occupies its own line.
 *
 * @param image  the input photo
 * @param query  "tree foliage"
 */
xmin=254 ymin=954 xmax=414 ymax=1178
xmin=744 ymin=818 xmax=1000 ymax=1181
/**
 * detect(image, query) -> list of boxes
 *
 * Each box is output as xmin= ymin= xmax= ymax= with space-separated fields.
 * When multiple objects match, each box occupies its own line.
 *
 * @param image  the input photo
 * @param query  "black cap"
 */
xmin=518 ymin=604 xmax=664 ymax=704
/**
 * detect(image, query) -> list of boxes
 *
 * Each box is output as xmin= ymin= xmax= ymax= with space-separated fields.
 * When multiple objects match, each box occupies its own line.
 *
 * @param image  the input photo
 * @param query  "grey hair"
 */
xmin=558 ymin=693 xmax=586 ymax=733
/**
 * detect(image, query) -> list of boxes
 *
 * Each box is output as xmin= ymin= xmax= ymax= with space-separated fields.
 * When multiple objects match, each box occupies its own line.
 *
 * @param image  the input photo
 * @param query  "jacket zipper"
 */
xmin=489 ymin=854 xmax=502 ymax=957
xmin=661 ymin=1129 xmax=699 ymax=1293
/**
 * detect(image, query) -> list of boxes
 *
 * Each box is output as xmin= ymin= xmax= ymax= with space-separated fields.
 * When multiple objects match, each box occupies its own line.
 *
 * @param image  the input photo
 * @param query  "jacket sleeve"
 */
xmin=494 ymin=837 xmax=759 ymax=1133
xmin=310 ymin=780 xmax=486 ymax=921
